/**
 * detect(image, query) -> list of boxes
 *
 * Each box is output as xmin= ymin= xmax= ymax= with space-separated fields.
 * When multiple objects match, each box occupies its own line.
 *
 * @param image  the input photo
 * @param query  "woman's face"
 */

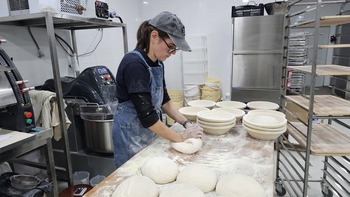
xmin=149 ymin=30 xmax=177 ymax=62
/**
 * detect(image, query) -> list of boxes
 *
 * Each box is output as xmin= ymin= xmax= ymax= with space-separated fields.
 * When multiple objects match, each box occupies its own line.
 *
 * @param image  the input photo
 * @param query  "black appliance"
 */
xmin=41 ymin=66 xmax=117 ymax=179
xmin=41 ymin=65 xmax=117 ymax=104
xmin=0 ymin=47 xmax=35 ymax=132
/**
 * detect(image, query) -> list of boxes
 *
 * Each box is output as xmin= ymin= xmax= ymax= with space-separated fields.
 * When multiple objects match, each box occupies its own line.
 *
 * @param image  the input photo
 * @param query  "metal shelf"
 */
xmin=276 ymin=1 xmax=350 ymax=196
xmin=287 ymin=122 xmax=350 ymax=156
xmin=288 ymin=65 xmax=350 ymax=76
xmin=298 ymin=15 xmax=350 ymax=28
xmin=0 ymin=12 xmax=126 ymax=30
xmin=0 ymin=12 xmax=128 ymax=189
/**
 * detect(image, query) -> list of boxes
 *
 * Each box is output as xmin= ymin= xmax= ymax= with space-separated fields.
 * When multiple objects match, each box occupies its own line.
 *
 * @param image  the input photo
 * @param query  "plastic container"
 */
xmin=73 ymin=171 xmax=90 ymax=185
xmin=90 ymin=175 xmax=106 ymax=187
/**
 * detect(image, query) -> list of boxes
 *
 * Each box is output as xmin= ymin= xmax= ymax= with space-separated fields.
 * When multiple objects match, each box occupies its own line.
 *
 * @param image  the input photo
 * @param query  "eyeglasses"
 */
xmin=161 ymin=37 xmax=178 ymax=53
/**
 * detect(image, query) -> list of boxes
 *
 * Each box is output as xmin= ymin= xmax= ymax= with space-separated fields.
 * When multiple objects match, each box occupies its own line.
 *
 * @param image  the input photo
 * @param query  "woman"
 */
xmin=112 ymin=11 xmax=204 ymax=168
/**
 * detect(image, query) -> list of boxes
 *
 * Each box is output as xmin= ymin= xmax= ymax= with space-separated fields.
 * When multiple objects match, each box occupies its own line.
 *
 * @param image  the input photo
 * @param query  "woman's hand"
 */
xmin=182 ymin=124 xmax=204 ymax=140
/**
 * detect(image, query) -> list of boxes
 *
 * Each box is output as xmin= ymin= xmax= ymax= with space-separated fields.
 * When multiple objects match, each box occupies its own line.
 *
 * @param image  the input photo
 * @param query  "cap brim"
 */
xmin=169 ymin=35 xmax=192 ymax=52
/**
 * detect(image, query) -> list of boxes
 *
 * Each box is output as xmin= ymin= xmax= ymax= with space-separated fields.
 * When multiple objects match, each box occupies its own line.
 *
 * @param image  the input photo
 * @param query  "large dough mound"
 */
xmin=112 ymin=175 xmax=158 ymax=197
xmin=216 ymin=174 xmax=266 ymax=197
xmin=171 ymin=138 xmax=202 ymax=154
xmin=159 ymin=183 xmax=205 ymax=197
xmin=141 ymin=157 xmax=179 ymax=184
xmin=176 ymin=164 xmax=217 ymax=193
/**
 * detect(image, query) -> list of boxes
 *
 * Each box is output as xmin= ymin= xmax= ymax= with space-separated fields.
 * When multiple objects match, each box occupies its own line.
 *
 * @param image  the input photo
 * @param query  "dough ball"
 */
xmin=140 ymin=157 xmax=179 ymax=184
xmin=171 ymin=138 xmax=202 ymax=154
xmin=176 ymin=164 xmax=217 ymax=193
xmin=216 ymin=174 xmax=266 ymax=197
xmin=159 ymin=183 xmax=205 ymax=197
xmin=112 ymin=175 xmax=158 ymax=197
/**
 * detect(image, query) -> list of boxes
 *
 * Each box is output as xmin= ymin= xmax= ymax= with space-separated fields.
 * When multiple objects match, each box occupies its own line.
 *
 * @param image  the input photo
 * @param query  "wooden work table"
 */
xmin=85 ymin=123 xmax=275 ymax=197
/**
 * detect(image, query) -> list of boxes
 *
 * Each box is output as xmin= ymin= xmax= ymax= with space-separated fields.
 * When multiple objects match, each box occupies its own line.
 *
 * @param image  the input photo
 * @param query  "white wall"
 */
xmin=1 ymin=0 xmax=341 ymax=96
xmin=0 ymin=0 xmax=271 ymax=95
xmin=136 ymin=0 xmax=276 ymax=95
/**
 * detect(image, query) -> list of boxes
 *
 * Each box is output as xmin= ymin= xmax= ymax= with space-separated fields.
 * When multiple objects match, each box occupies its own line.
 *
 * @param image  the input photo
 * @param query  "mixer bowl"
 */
xmin=80 ymin=104 xmax=115 ymax=153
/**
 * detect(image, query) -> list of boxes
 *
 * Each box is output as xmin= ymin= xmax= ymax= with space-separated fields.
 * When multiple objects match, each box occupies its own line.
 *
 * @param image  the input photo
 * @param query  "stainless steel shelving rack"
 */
xmin=0 ymin=12 xmax=128 ymax=188
xmin=276 ymin=1 xmax=350 ymax=197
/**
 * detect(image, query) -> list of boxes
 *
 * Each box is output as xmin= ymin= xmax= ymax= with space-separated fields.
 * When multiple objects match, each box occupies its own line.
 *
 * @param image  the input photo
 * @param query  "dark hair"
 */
xmin=136 ymin=20 xmax=169 ymax=53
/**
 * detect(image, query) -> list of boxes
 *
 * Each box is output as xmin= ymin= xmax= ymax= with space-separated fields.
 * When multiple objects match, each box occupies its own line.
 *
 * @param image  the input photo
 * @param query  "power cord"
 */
xmin=55 ymin=33 xmax=74 ymax=56
xmin=27 ymin=27 xmax=44 ymax=58
xmin=54 ymin=29 xmax=104 ymax=57
xmin=78 ymin=29 xmax=104 ymax=57
xmin=109 ymin=10 xmax=124 ymax=23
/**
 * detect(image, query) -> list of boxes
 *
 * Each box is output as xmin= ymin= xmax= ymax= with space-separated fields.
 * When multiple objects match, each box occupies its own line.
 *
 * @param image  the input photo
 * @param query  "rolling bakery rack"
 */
xmin=275 ymin=0 xmax=350 ymax=196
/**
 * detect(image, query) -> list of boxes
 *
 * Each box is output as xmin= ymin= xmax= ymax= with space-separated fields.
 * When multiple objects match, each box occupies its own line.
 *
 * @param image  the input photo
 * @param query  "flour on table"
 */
xmin=140 ymin=156 xmax=179 ymax=184
xmin=159 ymin=183 xmax=205 ymax=197
xmin=176 ymin=164 xmax=217 ymax=193
xmin=171 ymin=138 xmax=202 ymax=154
xmin=112 ymin=175 xmax=158 ymax=197
xmin=216 ymin=174 xmax=267 ymax=197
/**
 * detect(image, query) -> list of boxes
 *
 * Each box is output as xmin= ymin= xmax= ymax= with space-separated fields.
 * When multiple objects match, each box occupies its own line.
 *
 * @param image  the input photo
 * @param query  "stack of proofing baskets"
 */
xmin=166 ymin=89 xmax=184 ymax=125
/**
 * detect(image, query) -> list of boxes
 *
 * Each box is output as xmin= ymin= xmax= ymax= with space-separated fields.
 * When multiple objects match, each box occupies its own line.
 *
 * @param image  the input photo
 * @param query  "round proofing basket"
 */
xmin=197 ymin=118 xmax=236 ymax=127
xmin=243 ymin=124 xmax=285 ymax=140
xmin=246 ymin=101 xmax=279 ymax=110
xmin=242 ymin=113 xmax=287 ymax=129
xmin=201 ymin=86 xmax=221 ymax=102
xmin=197 ymin=110 xmax=236 ymax=123
xmin=243 ymin=121 xmax=287 ymax=132
xmin=215 ymin=101 xmax=246 ymax=109
xmin=179 ymin=106 xmax=210 ymax=121
xmin=211 ymin=108 xmax=245 ymax=121
xmin=247 ymin=109 xmax=286 ymax=118
xmin=187 ymin=99 xmax=216 ymax=109
xmin=198 ymin=122 xmax=235 ymax=135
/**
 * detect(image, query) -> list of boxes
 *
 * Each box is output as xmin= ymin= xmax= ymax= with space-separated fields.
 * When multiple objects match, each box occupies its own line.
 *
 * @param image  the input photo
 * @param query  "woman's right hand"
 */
xmin=182 ymin=124 xmax=204 ymax=140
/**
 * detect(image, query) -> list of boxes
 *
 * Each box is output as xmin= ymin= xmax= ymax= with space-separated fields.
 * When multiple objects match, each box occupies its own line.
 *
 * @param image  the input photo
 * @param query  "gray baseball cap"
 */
xmin=149 ymin=11 xmax=191 ymax=52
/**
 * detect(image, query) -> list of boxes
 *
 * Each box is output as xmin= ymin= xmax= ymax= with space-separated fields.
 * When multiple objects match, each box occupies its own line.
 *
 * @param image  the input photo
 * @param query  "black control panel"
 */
xmin=95 ymin=1 xmax=109 ymax=19
xmin=0 ymin=47 xmax=35 ymax=132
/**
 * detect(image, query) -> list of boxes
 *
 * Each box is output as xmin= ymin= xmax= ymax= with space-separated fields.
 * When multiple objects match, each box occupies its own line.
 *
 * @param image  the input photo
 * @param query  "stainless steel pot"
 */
xmin=80 ymin=104 xmax=115 ymax=153
xmin=82 ymin=118 xmax=114 ymax=153
xmin=265 ymin=1 xmax=288 ymax=15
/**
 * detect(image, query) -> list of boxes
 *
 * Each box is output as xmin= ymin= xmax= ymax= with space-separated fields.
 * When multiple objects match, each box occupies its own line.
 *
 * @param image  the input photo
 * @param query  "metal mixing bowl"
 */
xmin=10 ymin=174 xmax=41 ymax=191
xmin=265 ymin=1 xmax=288 ymax=15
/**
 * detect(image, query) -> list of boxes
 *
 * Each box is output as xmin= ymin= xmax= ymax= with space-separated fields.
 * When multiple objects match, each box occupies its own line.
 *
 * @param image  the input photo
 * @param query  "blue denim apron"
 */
xmin=112 ymin=50 xmax=164 ymax=168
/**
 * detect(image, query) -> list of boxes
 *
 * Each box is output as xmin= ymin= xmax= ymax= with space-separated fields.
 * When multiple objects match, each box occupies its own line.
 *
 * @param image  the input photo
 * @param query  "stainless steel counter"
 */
xmin=0 ymin=128 xmax=58 ymax=197
xmin=85 ymin=123 xmax=275 ymax=197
